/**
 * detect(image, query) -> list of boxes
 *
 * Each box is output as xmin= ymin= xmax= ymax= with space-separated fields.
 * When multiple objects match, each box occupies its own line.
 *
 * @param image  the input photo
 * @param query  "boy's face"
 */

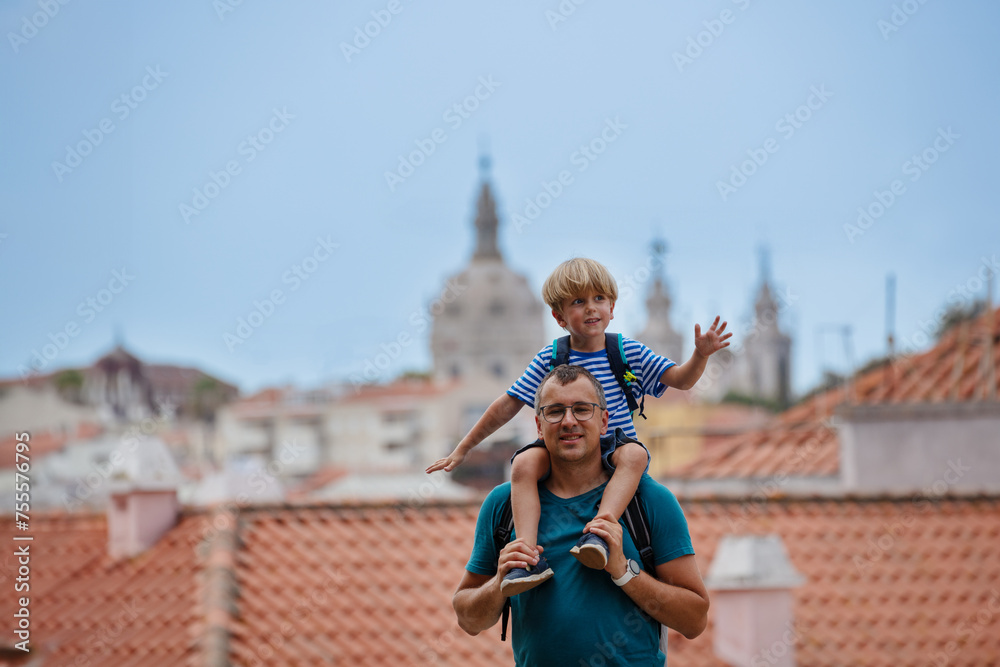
xmin=552 ymin=289 xmax=615 ymax=339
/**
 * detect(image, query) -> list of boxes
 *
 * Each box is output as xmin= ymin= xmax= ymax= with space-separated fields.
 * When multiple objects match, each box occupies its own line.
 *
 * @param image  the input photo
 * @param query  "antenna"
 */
xmin=843 ymin=325 xmax=856 ymax=404
xmin=885 ymin=274 xmax=896 ymax=358
xmin=985 ymin=270 xmax=996 ymax=400
xmin=885 ymin=274 xmax=896 ymax=395
xmin=817 ymin=324 xmax=855 ymax=406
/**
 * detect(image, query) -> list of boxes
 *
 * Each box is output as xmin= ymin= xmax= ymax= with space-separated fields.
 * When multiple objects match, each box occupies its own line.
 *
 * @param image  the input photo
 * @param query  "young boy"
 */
xmin=426 ymin=258 xmax=730 ymax=595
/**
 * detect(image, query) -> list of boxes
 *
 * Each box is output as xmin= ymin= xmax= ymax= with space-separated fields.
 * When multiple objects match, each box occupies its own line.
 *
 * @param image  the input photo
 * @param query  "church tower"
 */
xmin=729 ymin=248 xmax=793 ymax=407
xmin=430 ymin=156 xmax=546 ymax=386
xmin=637 ymin=239 xmax=685 ymax=364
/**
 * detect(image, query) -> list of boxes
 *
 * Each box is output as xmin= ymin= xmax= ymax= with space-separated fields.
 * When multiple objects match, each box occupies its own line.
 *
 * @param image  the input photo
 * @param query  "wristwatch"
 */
xmin=612 ymin=559 xmax=641 ymax=587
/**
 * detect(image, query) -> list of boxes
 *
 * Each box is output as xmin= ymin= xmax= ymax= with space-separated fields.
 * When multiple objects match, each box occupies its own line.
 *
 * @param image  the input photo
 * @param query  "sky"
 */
xmin=2 ymin=0 xmax=998 ymax=398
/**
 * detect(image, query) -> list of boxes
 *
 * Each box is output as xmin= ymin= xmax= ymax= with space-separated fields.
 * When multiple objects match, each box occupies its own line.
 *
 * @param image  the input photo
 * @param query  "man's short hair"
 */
xmin=541 ymin=258 xmax=619 ymax=312
xmin=534 ymin=364 xmax=607 ymax=412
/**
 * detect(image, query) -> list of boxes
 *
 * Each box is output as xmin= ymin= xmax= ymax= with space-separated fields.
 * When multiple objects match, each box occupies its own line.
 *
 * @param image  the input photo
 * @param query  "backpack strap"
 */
xmin=622 ymin=491 xmax=656 ymax=573
xmin=549 ymin=336 xmax=572 ymax=370
xmin=494 ymin=497 xmax=515 ymax=641
xmin=610 ymin=430 xmax=656 ymax=572
xmin=604 ymin=333 xmax=645 ymax=420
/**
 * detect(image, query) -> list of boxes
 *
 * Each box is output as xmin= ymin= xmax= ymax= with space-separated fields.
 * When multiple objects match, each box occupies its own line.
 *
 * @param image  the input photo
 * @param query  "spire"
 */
xmin=755 ymin=244 xmax=777 ymax=319
xmin=646 ymin=238 xmax=672 ymax=316
xmin=473 ymin=152 xmax=501 ymax=261
xmin=638 ymin=238 xmax=683 ymax=363
xmin=758 ymin=244 xmax=772 ymax=286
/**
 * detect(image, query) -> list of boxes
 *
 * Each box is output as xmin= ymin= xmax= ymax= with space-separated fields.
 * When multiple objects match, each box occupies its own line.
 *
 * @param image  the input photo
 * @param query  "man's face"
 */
xmin=535 ymin=376 xmax=609 ymax=464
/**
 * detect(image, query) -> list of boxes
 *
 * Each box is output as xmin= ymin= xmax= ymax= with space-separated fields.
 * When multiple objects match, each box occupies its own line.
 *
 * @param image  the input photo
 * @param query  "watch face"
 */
xmin=629 ymin=559 xmax=641 ymax=576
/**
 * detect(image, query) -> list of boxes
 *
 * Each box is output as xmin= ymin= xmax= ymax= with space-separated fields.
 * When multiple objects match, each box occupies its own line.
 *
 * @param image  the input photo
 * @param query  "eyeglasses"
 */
xmin=537 ymin=402 xmax=604 ymax=423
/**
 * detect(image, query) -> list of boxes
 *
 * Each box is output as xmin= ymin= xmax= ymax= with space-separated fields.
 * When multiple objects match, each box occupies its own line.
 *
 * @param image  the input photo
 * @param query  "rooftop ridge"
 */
xmin=674 ymin=491 xmax=1000 ymax=504
xmin=5 ymin=489 xmax=1000 ymax=525
xmin=198 ymin=505 xmax=242 ymax=667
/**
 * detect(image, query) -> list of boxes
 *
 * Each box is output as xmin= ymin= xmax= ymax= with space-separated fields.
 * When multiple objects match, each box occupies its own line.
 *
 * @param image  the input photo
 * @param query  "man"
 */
xmin=453 ymin=365 xmax=709 ymax=666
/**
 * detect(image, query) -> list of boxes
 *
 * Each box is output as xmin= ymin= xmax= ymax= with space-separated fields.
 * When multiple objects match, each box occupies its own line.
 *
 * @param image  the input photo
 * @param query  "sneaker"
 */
xmin=500 ymin=555 xmax=554 ymax=597
xmin=569 ymin=533 xmax=608 ymax=570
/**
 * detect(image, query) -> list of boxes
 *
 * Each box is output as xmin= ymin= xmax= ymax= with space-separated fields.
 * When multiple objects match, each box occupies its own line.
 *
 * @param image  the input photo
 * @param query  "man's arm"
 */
xmin=453 ymin=539 xmax=542 ymax=636
xmin=453 ymin=570 xmax=503 ymax=636
xmin=587 ymin=518 xmax=709 ymax=640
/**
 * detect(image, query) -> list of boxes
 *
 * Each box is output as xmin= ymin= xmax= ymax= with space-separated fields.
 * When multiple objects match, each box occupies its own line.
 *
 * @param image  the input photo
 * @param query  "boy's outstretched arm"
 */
xmin=659 ymin=316 xmax=731 ymax=391
xmin=425 ymin=393 xmax=526 ymax=473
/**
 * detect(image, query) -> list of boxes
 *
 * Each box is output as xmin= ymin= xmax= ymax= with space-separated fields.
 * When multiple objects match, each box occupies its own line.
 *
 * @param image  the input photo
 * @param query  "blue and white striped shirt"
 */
xmin=507 ymin=336 xmax=676 ymax=438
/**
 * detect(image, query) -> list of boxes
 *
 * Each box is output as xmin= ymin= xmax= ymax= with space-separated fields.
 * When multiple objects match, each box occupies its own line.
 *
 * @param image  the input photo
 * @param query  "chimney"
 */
xmin=706 ymin=534 xmax=805 ymax=667
xmin=107 ymin=436 xmax=182 ymax=559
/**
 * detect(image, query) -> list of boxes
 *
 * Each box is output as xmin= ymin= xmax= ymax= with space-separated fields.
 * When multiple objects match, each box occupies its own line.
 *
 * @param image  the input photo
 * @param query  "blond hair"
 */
xmin=541 ymin=258 xmax=619 ymax=312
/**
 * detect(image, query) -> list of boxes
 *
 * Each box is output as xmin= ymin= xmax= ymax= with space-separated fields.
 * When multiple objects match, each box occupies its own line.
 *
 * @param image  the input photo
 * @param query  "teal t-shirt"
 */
xmin=466 ymin=475 xmax=695 ymax=667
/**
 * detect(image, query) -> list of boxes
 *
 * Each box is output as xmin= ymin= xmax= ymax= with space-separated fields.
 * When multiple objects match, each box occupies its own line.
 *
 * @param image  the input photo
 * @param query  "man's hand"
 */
xmin=585 ymin=517 xmax=710 ymax=639
xmin=584 ymin=516 xmax=629 ymax=581
xmin=693 ymin=316 xmax=731 ymax=358
xmin=453 ymin=539 xmax=543 ymax=636
xmin=425 ymin=446 xmax=467 ymax=473
xmin=497 ymin=538 xmax=543 ymax=595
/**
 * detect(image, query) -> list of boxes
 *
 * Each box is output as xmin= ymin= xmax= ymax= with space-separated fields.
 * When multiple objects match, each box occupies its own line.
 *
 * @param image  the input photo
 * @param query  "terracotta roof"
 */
xmin=676 ymin=307 xmax=1000 ymax=480
xmin=670 ymin=495 xmax=1000 ymax=666
xmin=340 ymin=378 xmax=455 ymax=403
xmin=287 ymin=466 xmax=351 ymax=499
xmin=0 ymin=513 xmax=203 ymax=665
xmin=3 ymin=494 xmax=998 ymax=666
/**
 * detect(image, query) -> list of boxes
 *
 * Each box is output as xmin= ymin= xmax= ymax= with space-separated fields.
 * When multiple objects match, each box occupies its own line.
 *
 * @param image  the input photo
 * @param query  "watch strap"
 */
xmin=612 ymin=559 xmax=639 ymax=586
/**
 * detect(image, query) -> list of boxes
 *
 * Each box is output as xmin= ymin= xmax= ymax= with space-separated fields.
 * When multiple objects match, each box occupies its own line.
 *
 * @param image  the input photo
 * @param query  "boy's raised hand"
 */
xmin=425 ymin=447 xmax=467 ymax=474
xmin=693 ymin=316 xmax=732 ymax=357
